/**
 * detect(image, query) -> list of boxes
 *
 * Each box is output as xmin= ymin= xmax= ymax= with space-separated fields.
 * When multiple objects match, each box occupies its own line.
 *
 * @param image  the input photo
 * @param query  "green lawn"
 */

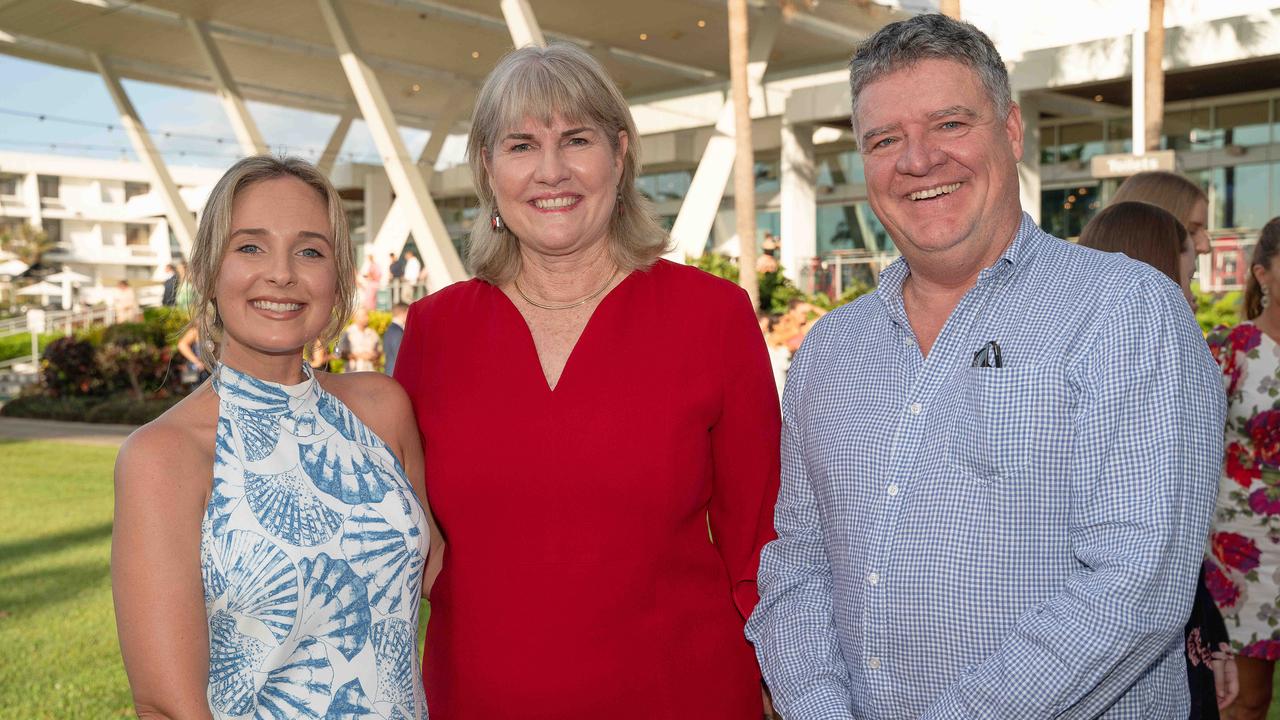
xmin=2 ymin=436 xmax=1277 ymax=718
xmin=0 ymin=438 xmax=429 ymax=719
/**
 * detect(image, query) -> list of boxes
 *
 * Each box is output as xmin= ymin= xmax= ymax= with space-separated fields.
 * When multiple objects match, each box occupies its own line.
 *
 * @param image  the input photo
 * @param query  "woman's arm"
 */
xmin=708 ymin=288 xmax=783 ymax=620
xmin=175 ymin=328 xmax=204 ymax=370
xmin=113 ymin=422 xmax=214 ymax=719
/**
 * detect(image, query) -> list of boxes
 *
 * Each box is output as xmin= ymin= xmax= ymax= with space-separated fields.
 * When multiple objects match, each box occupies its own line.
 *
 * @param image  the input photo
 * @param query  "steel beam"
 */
xmin=318 ymin=0 xmax=467 ymax=289
xmin=370 ymin=86 xmax=473 ymax=258
xmin=316 ymin=114 xmax=354 ymax=175
xmin=500 ymin=0 xmax=545 ymax=48
xmin=92 ymin=53 xmax=197 ymax=257
xmin=186 ymin=18 xmax=269 ymax=156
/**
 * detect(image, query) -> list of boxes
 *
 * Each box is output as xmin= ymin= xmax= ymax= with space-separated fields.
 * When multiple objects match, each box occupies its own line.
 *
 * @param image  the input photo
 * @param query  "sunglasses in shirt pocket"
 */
xmin=946 ymin=364 xmax=1051 ymax=484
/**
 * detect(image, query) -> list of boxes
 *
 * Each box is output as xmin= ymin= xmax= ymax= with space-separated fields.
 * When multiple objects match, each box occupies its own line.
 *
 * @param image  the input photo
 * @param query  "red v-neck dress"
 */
xmin=394 ymin=259 xmax=781 ymax=719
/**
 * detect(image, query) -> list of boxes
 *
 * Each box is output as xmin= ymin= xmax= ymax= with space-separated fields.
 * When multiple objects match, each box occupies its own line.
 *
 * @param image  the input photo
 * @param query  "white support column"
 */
xmin=1016 ymin=92 xmax=1041 ymax=224
xmin=317 ymin=114 xmax=354 ymax=175
xmin=779 ymin=118 xmax=816 ymax=286
xmin=318 ymin=0 xmax=467 ymax=289
xmin=371 ymin=87 xmax=473 ymax=257
xmin=22 ymin=172 xmax=42 ymax=231
xmin=1131 ymin=30 xmax=1145 ymax=156
xmin=500 ymin=0 xmax=545 ymax=48
xmin=92 ymin=53 xmax=197 ymax=257
xmin=364 ymin=171 xmax=392 ymax=249
xmin=667 ymin=9 xmax=779 ymax=260
xmin=187 ymin=18 xmax=269 ymax=156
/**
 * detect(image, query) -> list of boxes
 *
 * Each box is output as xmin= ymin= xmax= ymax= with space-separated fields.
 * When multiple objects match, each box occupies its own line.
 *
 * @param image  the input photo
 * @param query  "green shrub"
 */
xmin=103 ymin=321 xmax=163 ymax=348
xmin=96 ymin=342 xmax=180 ymax=400
xmin=83 ymin=395 xmax=181 ymax=425
xmin=40 ymin=336 xmax=106 ymax=398
xmin=143 ymin=306 xmax=190 ymax=344
xmin=1195 ymin=286 xmax=1242 ymax=334
xmin=0 ymin=332 xmax=61 ymax=363
xmin=0 ymin=395 xmax=96 ymax=421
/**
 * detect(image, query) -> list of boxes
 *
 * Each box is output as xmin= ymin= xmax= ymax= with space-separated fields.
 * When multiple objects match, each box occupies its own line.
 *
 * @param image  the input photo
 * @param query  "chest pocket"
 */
xmin=947 ymin=365 xmax=1054 ymax=482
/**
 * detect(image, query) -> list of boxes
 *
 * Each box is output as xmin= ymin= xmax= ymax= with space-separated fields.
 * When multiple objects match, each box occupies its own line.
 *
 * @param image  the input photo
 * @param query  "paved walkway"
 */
xmin=0 ymin=416 xmax=135 ymax=447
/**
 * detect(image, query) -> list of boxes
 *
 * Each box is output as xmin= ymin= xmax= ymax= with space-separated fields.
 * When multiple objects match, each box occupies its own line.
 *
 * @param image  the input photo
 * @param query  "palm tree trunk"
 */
xmin=729 ymin=0 xmax=759 ymax=309
xmin=1145 ymin=0 xmax=1165 ymax=152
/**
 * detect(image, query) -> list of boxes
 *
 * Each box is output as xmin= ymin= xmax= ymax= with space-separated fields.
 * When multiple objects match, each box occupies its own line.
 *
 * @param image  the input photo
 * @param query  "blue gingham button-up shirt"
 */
xmin=746 ymin=214 xmax=1225 ymax=719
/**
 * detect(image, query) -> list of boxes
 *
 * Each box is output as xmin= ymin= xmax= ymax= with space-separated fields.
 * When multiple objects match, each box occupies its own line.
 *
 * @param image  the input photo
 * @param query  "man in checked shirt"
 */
xmin=746 ymin=13 xmax=1225 ymax=719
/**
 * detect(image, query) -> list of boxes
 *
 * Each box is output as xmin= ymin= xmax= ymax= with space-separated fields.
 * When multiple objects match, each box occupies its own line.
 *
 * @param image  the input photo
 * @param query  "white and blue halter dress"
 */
xmin=200 ymin=362 xmax=430 ymax=719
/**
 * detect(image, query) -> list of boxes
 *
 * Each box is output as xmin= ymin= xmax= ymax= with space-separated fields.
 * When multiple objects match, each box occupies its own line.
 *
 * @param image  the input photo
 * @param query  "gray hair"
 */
xmin=185 ymin=155 xmax=354 ymax=367
xmin=849 ymin=13 xmax=1011 ymax=135
xmin=465 ymin=42 xmax=669 ymax=285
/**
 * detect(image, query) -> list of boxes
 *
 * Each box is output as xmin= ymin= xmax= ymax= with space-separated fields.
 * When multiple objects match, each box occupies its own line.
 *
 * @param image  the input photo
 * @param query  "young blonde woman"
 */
xmin=112 ymin=156 xmax=440 ymax=719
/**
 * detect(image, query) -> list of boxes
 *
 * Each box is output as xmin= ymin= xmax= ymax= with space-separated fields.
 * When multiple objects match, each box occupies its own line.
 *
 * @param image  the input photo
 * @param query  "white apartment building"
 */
xmin=0 ymin=151 xmax=222 ymax=304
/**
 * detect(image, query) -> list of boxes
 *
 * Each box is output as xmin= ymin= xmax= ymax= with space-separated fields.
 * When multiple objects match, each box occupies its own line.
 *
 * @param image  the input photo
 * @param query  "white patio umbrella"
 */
xmin=45 ymin=268 xmax=92 ymax=309
xmin=0 ymin=259 xmax=29 ymax=278
xmin=16 ymin=280 xmax=62 ymax=305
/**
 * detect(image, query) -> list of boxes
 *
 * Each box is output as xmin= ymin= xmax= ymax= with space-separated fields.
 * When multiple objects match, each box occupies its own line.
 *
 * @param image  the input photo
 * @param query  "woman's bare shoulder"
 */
xmin=116 ymin=385 xmax=219 ymax=498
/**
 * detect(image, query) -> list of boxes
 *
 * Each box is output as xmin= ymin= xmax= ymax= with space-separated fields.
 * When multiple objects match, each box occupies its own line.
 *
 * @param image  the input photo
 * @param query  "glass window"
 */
xmin=1162 ymin=108 xmax=1214 ymax=151
xmin=125 ymin=223 xmax=151 ymax=246
xmin=42 ymin=218 xmax=61 ymax=244
xmin=816 ymin=202 xmax=891 ymax=254
xmin=1105 ymin=117 xmax=1133 ymax=154
xmin=1039 ymin=125 xmax=1058 ymax=165
xmin=1217 ymin=101 xmax=1272 ymax=147
xmin=754 ymin=160 xmax=780 ymax=194
xmin=1220 ymin=163 xmax=1273 ymax=230
xmin=815 ymin=149 xmax=865 ymax=187
xmin=37 ymin=174 xmax=59 ymax=199
xmin=1058 ymin=122 xmax=1105 ymax=163
xmin=124 ymin=181 xmax=150 ymax=200
xmin=637 ymin=170 xmax=692 ymax=202
xmin=1040 ymin=185 xmax=1102 ymax=239
xmin=0 ymin=173 xmax=19 ymax=196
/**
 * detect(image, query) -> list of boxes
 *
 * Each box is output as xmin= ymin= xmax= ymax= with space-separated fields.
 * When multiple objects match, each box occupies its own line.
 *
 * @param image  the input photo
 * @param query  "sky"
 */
xmin=0 ymin=54 xmax=469 ymax=173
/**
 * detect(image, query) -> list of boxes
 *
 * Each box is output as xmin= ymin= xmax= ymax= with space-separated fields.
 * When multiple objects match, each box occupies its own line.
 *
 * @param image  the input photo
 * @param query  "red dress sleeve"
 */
xmin=707 ymin=287 xmax=782 ymax=620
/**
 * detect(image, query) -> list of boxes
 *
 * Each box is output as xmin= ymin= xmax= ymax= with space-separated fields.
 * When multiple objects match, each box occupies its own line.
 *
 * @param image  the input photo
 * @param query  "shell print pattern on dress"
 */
xmin=201 ymin=362 xmax=430 ymax=719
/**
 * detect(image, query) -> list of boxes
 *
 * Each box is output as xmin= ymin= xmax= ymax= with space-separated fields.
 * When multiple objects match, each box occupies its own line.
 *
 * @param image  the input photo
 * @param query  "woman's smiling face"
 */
xmin=215 ymin=175 xmax=337 ymax=366
xmin=485 ymin=114 xmax=626 ymax=259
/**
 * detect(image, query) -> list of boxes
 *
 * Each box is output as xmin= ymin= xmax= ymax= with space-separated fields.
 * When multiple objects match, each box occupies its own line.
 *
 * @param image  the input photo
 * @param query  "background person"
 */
xmin=382 ymin=302 xmax=408 ymax=376
xmin=113 ymin=279 xmax=140 ymax=322
xmin=357 ymin=252 xmax=381 ymax=310
xmin=1079 ymin=200 xmax=1239 ymax=717
xmin=403 ymin=249 xmax=423 ymax=299
xmin=1112 ymin=170 xmax=1212 ymax=256
xmin=393 ymin=43 xmax=780 ymax=720
xmin=746 ymin=14 xmax=1224 ymax=719
xmin=1207 ymin=217 xmax=1280 ymax=720
xmin=112 ymin=155 xmax=439 ymax=719
xmin=161 ymin=263 xmax=179 ymax=307
xmin=338 ymin=307 xmax=380 ymax=372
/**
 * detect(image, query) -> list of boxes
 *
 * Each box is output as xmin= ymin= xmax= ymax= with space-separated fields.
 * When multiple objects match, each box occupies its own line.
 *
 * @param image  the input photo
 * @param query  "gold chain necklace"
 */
xmin=515 ymin=268 xmax=619 ymax=311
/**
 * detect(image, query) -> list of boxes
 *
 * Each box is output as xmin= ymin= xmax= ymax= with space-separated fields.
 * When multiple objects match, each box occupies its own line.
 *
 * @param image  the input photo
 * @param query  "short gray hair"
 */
xmin=849 ymin=13 xmax=1010 ymax=134
xmin=465 ymin=43 xmax=669 ymax=285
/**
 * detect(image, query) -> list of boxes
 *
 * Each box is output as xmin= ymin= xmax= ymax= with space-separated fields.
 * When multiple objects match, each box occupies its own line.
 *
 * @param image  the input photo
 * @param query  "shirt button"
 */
xmin=867 ymin=572 xmax=880 ymax=585
xmin=887 ymin=483 xmax=900 ymax=497
xmin=903 ymin=337 xmax=914 ymax=347
xmin=909 ymin=402 xmax=922 ymax=415
xmin=867 ymin=657 xmax=881 ymax=670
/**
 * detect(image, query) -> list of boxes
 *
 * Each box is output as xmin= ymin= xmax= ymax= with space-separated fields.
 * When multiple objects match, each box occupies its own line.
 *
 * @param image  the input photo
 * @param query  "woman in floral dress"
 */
xmin=1209 ymin=216 xmax=1280 ymax=720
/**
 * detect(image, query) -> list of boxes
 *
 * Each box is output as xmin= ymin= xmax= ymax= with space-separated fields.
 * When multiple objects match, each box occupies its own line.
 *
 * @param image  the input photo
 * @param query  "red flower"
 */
xmin=1229 ymin=324 xmax=1264 ymax=354
xmin=1249 ymin=488 xmax=1280 ymax=516
xmin=1247 ymin=411 xmax=1280 ymax=468
xmin=1204 ymin=559 xmax=1240 ymax=610
xmin=1242 ymin=639 xmax=1280 ymax=661
xmin=1227 ymin=442 xmax=1261 ymax=488
xmin=1213 ymin=532 xmax=1261 ymax=573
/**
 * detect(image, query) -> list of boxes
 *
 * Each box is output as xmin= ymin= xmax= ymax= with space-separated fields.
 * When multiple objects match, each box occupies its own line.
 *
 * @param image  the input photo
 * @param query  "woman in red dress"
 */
xmin=393 ymin=44 xmax=780 ymax=719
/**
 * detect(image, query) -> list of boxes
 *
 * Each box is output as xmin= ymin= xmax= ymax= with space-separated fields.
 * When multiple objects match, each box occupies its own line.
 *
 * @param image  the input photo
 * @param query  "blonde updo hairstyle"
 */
xmin=465 ymin=43 xmax=669 ymax=284
xmin=184 ymin=155 xmax=354 ymax=367
xmin=1110 ymin=171 xmax=1207 ymax=230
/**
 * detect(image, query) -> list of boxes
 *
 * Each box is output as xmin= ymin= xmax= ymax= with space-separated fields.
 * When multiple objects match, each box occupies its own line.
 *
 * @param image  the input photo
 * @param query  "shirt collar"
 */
xmin=877 ymin=212 xmax=1042 ymax=313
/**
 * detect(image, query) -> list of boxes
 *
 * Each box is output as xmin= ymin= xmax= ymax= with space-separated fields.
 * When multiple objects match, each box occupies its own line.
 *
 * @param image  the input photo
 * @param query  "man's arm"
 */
xmin=746 ymin=333 xmax=856 ymax=720
xmin=924 ymin=275 xmax=1224 ymax=718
